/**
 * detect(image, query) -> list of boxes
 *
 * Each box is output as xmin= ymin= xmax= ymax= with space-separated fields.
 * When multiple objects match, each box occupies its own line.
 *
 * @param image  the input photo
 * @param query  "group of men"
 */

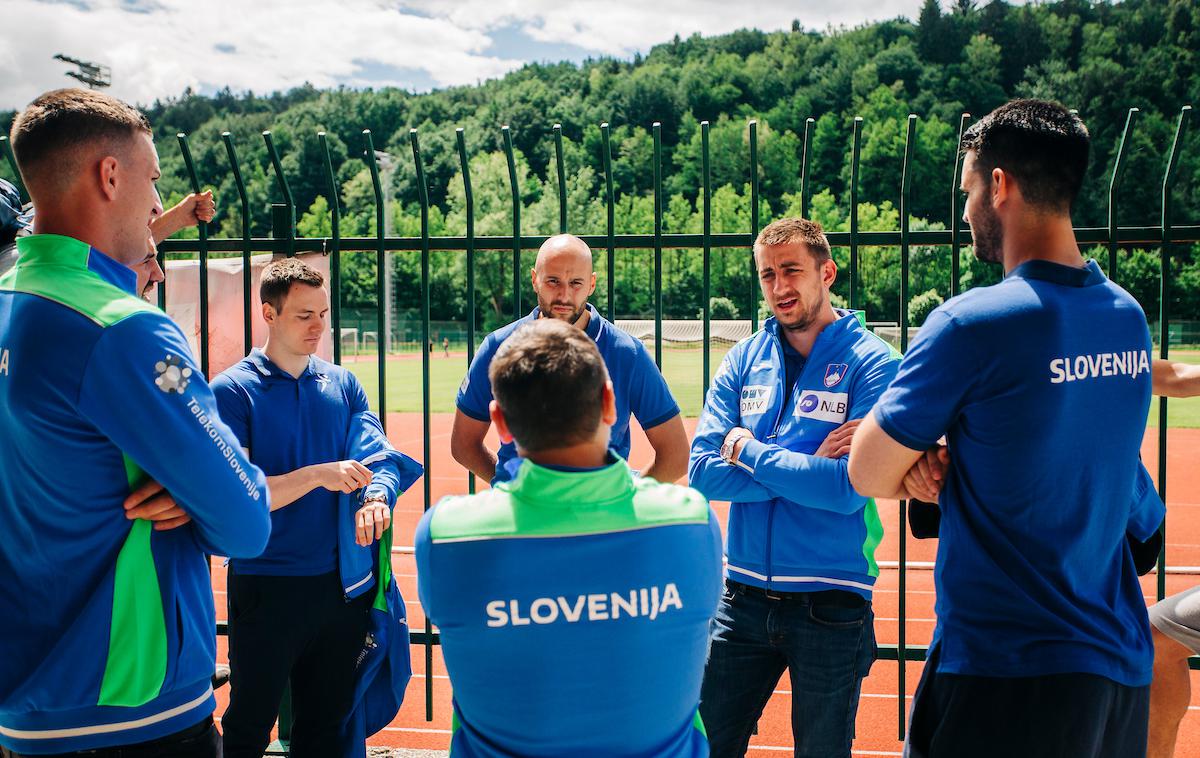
xmin=3 ymin=85 xmax=1200 ymax=758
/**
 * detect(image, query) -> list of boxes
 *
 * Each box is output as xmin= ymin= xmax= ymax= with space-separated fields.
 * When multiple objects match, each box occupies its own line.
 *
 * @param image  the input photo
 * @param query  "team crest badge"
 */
xmin=824 ymin=363 xmax=848 ymax=388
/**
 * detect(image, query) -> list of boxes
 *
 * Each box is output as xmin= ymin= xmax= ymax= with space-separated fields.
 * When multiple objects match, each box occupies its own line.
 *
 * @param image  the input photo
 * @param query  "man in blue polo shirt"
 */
xmin=418 ymin=319 xmax=723 ymax=756
xmin=850 ymin=99 xmax=1154 ymax=758
xmin=689 ymin=217 xmax=900 ymax=757
xmin=451 ymin=233 xmax=687 ymax=484
xmin=212 ymin=258 xmax=412 ymax=758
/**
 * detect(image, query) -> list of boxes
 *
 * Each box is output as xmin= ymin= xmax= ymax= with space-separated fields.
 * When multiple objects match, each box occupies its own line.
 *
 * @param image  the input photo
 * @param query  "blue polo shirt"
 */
xmin=457 ymin=304 xmax=680 ymax=483
xmin=873 ymin=259 xmax=1154 ymax=685
xmin=212 ymin=349 xmax=376 ymax=576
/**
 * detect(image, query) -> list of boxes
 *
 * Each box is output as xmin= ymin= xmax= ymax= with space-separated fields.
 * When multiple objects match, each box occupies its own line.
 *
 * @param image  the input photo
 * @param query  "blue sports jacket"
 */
xmin=689 ymin=311 xmax=899 ymax=597
xmin=337 ymin=411 xmax=423 ymax=599
xmin=0 ymin=235 xmax=271 ymax=754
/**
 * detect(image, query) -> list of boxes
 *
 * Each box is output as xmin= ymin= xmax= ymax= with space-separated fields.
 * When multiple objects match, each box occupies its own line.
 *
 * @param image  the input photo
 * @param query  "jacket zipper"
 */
xmin=763 ymin=328 xmax=791 ymax=588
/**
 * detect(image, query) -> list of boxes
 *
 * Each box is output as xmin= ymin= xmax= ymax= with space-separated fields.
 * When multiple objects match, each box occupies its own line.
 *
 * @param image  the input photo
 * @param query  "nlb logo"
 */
xmin=486 ymin=583 xmax=684 ymax=628
xmin=739 ymin=385 xmax=772 ymax=417
xmin=795 ymin=390 xmax=849 ymax=424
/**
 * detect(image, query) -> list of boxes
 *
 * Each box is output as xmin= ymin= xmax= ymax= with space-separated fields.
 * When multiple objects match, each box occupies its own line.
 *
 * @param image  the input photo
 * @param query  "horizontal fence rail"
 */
xmin=141 ymin=108 xmax=1197 ymax=740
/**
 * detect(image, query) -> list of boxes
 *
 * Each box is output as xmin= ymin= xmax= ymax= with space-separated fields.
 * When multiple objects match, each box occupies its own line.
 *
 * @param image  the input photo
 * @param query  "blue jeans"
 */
xmin=699 ymin=582 xmax=876 ymax=758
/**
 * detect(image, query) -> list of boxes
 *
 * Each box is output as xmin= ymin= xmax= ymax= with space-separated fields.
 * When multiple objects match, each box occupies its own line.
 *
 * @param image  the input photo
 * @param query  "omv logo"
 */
xmin=798 ymin=394 xmax=819 ymax=413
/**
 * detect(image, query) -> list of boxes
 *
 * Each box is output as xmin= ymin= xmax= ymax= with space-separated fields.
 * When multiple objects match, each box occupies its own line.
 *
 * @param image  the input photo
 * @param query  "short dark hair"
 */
xmin=9 ymin=89 xmax=151 ymax=193
xmin=960 ymin=99 xmax=1090 ymax=213
xmin=260 ymin=258 xmax=325 ymax=311
xmin=489 ymin=319 xmax=608 ymax=453
xmin=755 ymin=217 xmax=831 ymax=263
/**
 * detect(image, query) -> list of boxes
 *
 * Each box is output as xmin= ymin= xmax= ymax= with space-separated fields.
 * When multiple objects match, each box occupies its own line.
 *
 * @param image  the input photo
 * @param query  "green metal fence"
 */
xmin=7 ymin=105 xmax=1195 ymax=742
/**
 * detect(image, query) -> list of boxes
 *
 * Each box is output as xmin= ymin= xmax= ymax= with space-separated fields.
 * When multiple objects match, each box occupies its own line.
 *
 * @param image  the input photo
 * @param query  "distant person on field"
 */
xmin=850 ymin=99 xmax=1160 ymax=758
xmin=451 ymin=233 xmax=688 ymax=484
xmin=0 ymin=88 xmax=270 ymax=758
xmin=417 ymin=318 xmax=723 ymax=756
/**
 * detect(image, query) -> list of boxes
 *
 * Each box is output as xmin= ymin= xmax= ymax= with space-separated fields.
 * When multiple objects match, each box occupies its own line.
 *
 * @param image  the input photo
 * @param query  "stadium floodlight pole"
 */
xmin=1107 ymin=108 xmax=1140 ymax=284
xmin=52 ymin=53 xmax=111 ymax=89
xmin=1157 ymin=105 xmax=1192 ymax=601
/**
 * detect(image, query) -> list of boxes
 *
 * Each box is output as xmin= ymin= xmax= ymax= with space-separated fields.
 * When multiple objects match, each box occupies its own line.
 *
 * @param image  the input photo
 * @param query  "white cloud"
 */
xmin=4 ymin=0 xmax=926 ymax=111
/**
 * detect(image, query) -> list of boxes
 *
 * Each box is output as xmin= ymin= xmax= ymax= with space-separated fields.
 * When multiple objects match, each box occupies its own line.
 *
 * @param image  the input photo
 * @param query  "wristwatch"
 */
xmin=720 ymin=429 xmax=753 ymax=464
xmin=362 ymin=493 xmax=388 ymax=506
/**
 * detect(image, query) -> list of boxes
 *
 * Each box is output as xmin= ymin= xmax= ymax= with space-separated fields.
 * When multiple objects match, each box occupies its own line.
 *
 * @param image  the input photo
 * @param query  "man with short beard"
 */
xmin=688 ymin=217 xmax=900 ymax=758
xmin=850 ymin=99 xmax=1158 ymax=758
xmin=451 ymin=233 xmax=687 ymax=484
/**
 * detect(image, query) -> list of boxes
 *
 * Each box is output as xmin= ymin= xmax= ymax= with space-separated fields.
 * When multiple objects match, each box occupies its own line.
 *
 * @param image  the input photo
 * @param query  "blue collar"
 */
xmin=246 ymin=347 xmax=318 ymax=380
xmin=763 ymin=308 xmax=865 ymax=343
xmin=1007 ymin=259 xmax=1105 ymax=288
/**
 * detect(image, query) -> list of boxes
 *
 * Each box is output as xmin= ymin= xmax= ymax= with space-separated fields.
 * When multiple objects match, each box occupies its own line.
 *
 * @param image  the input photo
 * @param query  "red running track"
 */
xmin=207 ymin=415 xmax=1200 ymax=756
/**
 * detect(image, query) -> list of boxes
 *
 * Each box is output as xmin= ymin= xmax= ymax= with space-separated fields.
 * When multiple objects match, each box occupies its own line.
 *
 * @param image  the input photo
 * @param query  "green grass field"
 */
xmin=345 ymin=346 xmax=1200 ymax=427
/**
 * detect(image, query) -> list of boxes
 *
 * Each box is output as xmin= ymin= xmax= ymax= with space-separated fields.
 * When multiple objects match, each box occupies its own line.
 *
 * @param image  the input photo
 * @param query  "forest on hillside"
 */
xmin=4 ymin=0 xmax=1198 ymax=330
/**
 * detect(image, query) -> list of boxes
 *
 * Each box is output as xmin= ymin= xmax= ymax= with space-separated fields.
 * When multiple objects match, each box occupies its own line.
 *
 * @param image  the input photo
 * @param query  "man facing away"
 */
xmin=212 ymin=258 xmax=415 ymax=758
xmin=0 ymin=89 xmax=271 ymax=757
xmin=417 ymin=318 xmax=724 ymax=757
xmin=850 ymin=99 xmax=1156 ymax=758
xmin=689 ymin=217 xmax=900 ymax=758
xmin=451 ymin=233 xmax=688 ymax=484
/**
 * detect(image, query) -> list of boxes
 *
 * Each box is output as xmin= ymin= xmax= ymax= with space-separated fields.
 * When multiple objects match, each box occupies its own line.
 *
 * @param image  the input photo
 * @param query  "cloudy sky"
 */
xmin=4 ymin=0 xmax=931 ymax=111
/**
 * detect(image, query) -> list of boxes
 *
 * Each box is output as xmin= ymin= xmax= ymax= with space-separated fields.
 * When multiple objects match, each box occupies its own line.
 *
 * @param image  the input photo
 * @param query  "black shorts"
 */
xmin=906 ymin=646 xmax=1149 ymax=758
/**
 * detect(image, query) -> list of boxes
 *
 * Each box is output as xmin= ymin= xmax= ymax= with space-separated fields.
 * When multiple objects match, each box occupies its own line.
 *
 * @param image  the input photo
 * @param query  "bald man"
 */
xmin=452 ymin=234 xmax=688 ymax=484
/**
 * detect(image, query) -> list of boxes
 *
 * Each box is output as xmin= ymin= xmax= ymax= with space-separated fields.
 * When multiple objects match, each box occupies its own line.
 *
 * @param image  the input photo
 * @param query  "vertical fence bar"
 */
xmin=849 ymin=117 xmax=862 ymax=311
xmin=502 ymin=126 xmax=521 ymax=318
xmin=949 ymin=114 xmax=970 ymax=298
xmin=1108 ymin=108 xmax=1140 ymax=282
xmin=262 ymin=131 xmax=296 ymax=258
xmin=701 ymin=121 xmax=712 ymax=399
xmin=800 ymin=117 xmax=814 ymax=219
xmin=363 ymin=130 xmax=388 ymax=432
xmin=0 ymin=136 xmax=27 ymax=202
xmin=897 ymin=113 xmax=918 ymax=741
xmin=456 ymin=127 xmax=478 ymax=495
xmin=409 ymin=127 xmax=435 ymax=720
xmin=553 ymin=123 xmax=567 ymax=233
xmin=749 ymin=120 xmax=760 ymax=332
xmin=601 ymin=123 xmax=616 ymax=322
xmin=318 ymin=132 xmax=343 ymax=364
xmin=176 ymin=133 xmax=210 ymax=377
xmin=222 ymin=133 xmax=253 ymax=355
xmin=653 ymin=122 xmax=664 ymax=369
xmin=1158 ymin=105 xmax=1191 ymax=601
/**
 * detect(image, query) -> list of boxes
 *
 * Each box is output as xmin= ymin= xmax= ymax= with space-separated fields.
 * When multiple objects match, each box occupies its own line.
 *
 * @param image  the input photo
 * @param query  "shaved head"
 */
xmin=531 ymin=234 xmax=596 ymax=325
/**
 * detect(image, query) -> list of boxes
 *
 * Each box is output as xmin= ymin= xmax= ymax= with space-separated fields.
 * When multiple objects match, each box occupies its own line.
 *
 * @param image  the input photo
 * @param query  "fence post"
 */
xmin=363 ymin=130 xmax=388 ymax=432
xmin=849 ymin=117 xmax=862 ymax=310
xmin=897 ymin=112 xmax=918 ymax=741
xmin=800 ymin=117 xmax=814 ymax=219
xmin=222 ymin=132 xmax=254 ymax=355
xmin=701 ymin=121 xmax=712 ymax=400
xmin=1157 ymin=105 xmax=1192 ymax=601
xmin=262 ymin=131 xmax=296 ymax=257
xmin=601 ymin=122 xmax=616 ymax=322
xmin=1108 ymin=108 xmax=1140 ymax=282
xmin=456 ymin=127 xmax=477 ymax=495
xmin=949 ymin=114 xmax=970 ymax=299
xmin=176 ymin=133 xmax=210 ymax=377
xmin=749 ymin=120 xmax=760 ymax=332
xmin=502 ymin=126 xmax=522 ymax=318
xmin=409 ymin=127 xmax=435 ymax=721
xmin=553 ymin=123 xmax=567 ymax=233
xmin=653 ymin=122 xmax=664 ymax=369
xmin=318 ymin=131 xmax=343 ymax=364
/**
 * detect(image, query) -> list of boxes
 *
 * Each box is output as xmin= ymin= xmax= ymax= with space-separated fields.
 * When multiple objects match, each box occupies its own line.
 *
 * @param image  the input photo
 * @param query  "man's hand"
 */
xmin=813 ymin=419 xmax=862 ymax=459
xmin=124 ymin=479 xmax=193 ymax=531
xmin=151 ymin=191 xmax=217 ymax=244
xmin=902 ymin=445 xmax=949 ymax=502
xmin=310 ymin=460 xmax=373 ymax=493
xmin=355 ymin=500 xmax=390 ymax=546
